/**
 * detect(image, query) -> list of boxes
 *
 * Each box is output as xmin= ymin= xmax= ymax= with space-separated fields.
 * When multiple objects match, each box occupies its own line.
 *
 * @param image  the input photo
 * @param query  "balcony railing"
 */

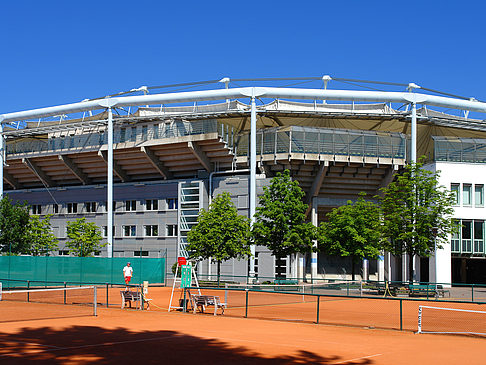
xmin=434 ymin=136 xmax=486 ymax=163
xmin=236 ymin=126 xmax=406 ymax=160
xmin=6 ymin=119 xmax=235 ymax=156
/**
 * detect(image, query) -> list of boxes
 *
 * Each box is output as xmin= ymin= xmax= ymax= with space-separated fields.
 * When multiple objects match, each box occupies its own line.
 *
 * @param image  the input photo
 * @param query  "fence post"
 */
xmin=183 ymin=288 xmax=187 ymax=313
xmin=472 ymin=284 xmax=475 ymax=302
xmin=106 ymin=283 xmax=109 ymax=307
xmin=94 ymin=286 xmax=97 ymax=316
xmin=316 ymin=296 xmax=320 ymax=324
xmin=27 ymin=280 xmax=30 ymax=302
xmin=64 ymin=282 xmax=67 ymax=304
xmin=400 ymin=299 xmax=403 ymax=331
xmin=245 ymin=289 xmax=249 ymax=318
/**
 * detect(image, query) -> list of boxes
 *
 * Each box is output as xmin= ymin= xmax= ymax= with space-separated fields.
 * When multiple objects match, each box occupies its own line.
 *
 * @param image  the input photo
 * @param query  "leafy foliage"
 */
xmin=66 ymin=218 xmax=105 ymax=257
xmin=252 ymin=170 xmax=316 ymax=259
xmin=187 ymin=192 xmax=251 ymax=280
xmin=26 ymin=214 xmax=59 ymax=256
xmin=0 ymin=196 xmax=30 ymax=254
xmin=318 ymin=193 xmax=383 ymax=279
xmin=379 ymin=160 xmax=457 ymax=282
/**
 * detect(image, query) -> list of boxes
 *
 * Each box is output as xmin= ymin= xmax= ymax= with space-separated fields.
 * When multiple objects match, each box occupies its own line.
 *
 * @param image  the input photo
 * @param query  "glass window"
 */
xmin=123 ymin=225 xmax=136 ymax=237
xmin=153 ymin=124 xmax=159 ymax=139
xmin=31 ymin=204 xmax=42 ymax=215
xmin=142 ymin=126 xmax=148 ymax=141
xmin=120 ymin=128 xmax=126 ymax=143
xmin=130 ymin=127 xmax=137 ymax=142
xmin=134 ymin=251 xmax=149 ymax=257
xmin=146 ymin=199 xmax=158 ymax=211
xmin=462 ymin=220 xmax=472 ymax=252
xmin=144 ymin=225 xmax=158 ymax=236
xmin=451 ymin=184 xmax=460 ymax=206
xmin=53 ymin=204 xmax=59 ymax=214
xmin=474 ymin=221 xmax=484 ymax=254
xmin=125 ymin=200 xmax=136 ymax=211
xmin=167 ymin=198 xmax=178 ymax=210
xmin=166 ymin=224 xmax=177 ymax=236
xmin=85 ymin=202 xmax=97 ymax=213
xmin=67 ymin=203 xmax=78 ymax=214
xmin=463 ymin=184 xmax=472 ymax=206
xmin=475 ymin=185 xmax=484 ymax=207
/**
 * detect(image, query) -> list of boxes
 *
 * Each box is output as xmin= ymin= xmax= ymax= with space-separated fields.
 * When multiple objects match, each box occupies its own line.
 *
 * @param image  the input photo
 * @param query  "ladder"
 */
xmin=168 ymin=261 xmax=201 ymax=312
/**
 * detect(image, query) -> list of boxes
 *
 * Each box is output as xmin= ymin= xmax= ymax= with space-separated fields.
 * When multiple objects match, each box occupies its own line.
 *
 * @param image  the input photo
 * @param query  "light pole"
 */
xmin=432 ymin=227 xmax=439 ymax=285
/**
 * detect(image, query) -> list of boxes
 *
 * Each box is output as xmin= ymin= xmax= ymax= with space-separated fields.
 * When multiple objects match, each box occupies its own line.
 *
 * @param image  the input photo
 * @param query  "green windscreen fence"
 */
xmin=0 ymin=256 xmax=165 ymax=288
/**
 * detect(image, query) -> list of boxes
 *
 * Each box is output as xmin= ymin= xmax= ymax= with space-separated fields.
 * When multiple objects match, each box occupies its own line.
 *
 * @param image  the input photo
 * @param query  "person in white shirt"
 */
xmin=123 ymin=262 xmax=133 ymax=290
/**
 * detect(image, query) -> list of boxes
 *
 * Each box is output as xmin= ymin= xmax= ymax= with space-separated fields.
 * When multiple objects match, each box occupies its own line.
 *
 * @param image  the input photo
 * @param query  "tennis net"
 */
xmin=222 ymin=281 xmax=363 ymax=308
xmin=418 ymin=305 xmax=486 ymax=336
xmin=0 ymin=283 xmax=97 ymax=322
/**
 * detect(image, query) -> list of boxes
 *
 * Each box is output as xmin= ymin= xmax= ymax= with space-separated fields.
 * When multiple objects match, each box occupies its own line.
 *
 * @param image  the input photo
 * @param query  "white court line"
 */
xmin=331 ymin=353 xmax=382 ymax=364
xmin=0 ymin=334 xmax=179 ymax=357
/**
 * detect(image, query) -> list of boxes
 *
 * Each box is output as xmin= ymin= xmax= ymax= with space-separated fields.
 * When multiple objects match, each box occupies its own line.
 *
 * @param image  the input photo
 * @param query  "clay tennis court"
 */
xmin=1 ymin=286 xmax=485 ymax=364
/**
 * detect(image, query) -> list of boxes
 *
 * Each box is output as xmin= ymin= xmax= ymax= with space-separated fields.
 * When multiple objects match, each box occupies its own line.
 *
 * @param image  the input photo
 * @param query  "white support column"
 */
xmin=311 ymin=196 xmax=318 ymax=278
xmin=411 ymin=102 xmax=417 ymax=163
xmin=107 ymin=107 xmax=114 ymax=258
xmin=402 ymin=102 xmax=418 ymax=282
xmin=249 ymin=95 xmax=257 ymax=279
xmin=0 ymin=122 xmax=3 ymax=198
xmin=377 ymin=253 xmax=384 ymax=282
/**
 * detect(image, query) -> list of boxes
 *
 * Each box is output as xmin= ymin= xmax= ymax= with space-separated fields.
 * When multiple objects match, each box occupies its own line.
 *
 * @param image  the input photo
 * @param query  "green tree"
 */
xmin=252 ymin=170 xmax=316 ymax=275
xmin=187 ymin=192 xmax=251 ymax=285
xmin=0 ymin=196 xmax=30 ymax=254
xmin=379 ymin=160 xmax=457 ymax=283
xmin=318 ymin=193 xmax=383 ymax=280
xmin=26 ymin=214 xmax=59 ymax=256
xmin=66 ymin=218 xmax=104 ymax=257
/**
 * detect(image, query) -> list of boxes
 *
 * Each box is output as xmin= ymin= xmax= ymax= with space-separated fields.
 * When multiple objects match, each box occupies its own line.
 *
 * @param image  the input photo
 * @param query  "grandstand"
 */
xmin=1 ymin=77 xmax=486 ymax=285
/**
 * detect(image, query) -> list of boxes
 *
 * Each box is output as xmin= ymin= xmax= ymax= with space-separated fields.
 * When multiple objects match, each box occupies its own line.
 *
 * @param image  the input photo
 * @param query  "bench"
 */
xmin=121 ymin=290 xmax=144 ymax=309
xmin=408 ymin=284 xmax=450 ymax=298
xmin=191 ymin=295 xmax=225 ymax=315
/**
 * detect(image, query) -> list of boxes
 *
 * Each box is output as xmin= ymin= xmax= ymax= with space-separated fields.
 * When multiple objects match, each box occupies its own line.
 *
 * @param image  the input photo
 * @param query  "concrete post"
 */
xmin=311 ymin=197 xmax=318 ymax=278
xmin=249 ymin=95 xmax=257 ymax=279
xmin=107 ymin=107 xmax=113 ymax=258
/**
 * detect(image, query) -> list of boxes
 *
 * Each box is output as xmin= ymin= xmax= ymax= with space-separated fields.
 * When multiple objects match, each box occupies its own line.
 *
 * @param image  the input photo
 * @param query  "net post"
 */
xmin=400 ymin=299 xmax=403 ymax=331
xmin=472 ymin=284 xmax=475 ymax=302
xmin=64 ymin=282 xmax=67 ymax=304
xmin=245 ymin=289 xmax=249 ymax=318
xmin=183 ymin=287 xmax=187 ymax=313
xmin=224 ymin=283 xmax=228 ymax=306
xmin=94 ymin=286 xmax=97 ymax=316
xmin=106 ymin=283 xmax=109 ymax=307
xmin=316 ymin=295 xmax=320 ymax=324
xmin=27 ymin=280 xmax=30 ymax=302
xmin=417 ymin=305 xmax=422 ymax=333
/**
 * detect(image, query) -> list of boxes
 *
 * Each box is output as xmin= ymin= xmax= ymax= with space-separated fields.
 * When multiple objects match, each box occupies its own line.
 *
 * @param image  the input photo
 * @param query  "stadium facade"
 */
xmin=1 ymin=77 xmax=486 ymax=284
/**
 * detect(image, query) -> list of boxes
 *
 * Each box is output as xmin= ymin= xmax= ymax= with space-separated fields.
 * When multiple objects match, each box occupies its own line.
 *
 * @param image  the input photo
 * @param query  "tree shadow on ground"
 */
xmin=0 ymin=326 xmax=374 ymax=364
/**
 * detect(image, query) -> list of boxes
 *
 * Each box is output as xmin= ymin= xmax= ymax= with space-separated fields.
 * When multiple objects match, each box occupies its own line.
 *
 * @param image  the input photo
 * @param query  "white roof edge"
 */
xmin=2 ymin=87 xmax=486 ymax=124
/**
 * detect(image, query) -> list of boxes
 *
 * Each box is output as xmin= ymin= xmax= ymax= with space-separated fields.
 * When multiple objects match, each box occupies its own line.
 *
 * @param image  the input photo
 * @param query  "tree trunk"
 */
xmin=217 ymin=261 xmax=221 ymax=287
xmin=408 ymin=253 xmax=414 ymax=285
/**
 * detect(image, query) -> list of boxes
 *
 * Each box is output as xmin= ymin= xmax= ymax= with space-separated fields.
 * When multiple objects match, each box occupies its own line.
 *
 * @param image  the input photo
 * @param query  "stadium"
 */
xmin=1 ymin=76 xmax=486 ymax=286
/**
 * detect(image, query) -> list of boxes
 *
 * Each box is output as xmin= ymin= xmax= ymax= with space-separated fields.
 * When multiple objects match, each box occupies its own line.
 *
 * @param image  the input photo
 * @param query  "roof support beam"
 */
xmin=306 ymin=161 xmax=329 ymax=216
xmin=140 ymin=146 xmax=172 ymax=179
xmin=3 ymin=171 xmax=21 ymax=189
xmin=22 ymin=158 xmax=55 ymax=187
xmin=58 ymin=155 xmax=91 ymax=185
xmin=376 ymin=164 xmax=398 ymax=196
xmin=187 ymin=141 xmax=212 ymax=172
xmin=98 ymin=150 xmax=130 ymax=182
xmin=267 ymin=115 xmax=284 ymax=126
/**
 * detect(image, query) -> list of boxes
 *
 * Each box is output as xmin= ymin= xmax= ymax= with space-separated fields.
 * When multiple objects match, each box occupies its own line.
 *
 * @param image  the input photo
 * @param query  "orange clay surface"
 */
xmin=0 ymin=286 xmax=484 ymax=364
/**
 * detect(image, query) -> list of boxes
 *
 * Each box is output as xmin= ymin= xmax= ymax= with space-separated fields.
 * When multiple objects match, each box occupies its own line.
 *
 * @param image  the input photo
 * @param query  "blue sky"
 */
xmin=1 ymin=1 xmax=484 ymax=113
